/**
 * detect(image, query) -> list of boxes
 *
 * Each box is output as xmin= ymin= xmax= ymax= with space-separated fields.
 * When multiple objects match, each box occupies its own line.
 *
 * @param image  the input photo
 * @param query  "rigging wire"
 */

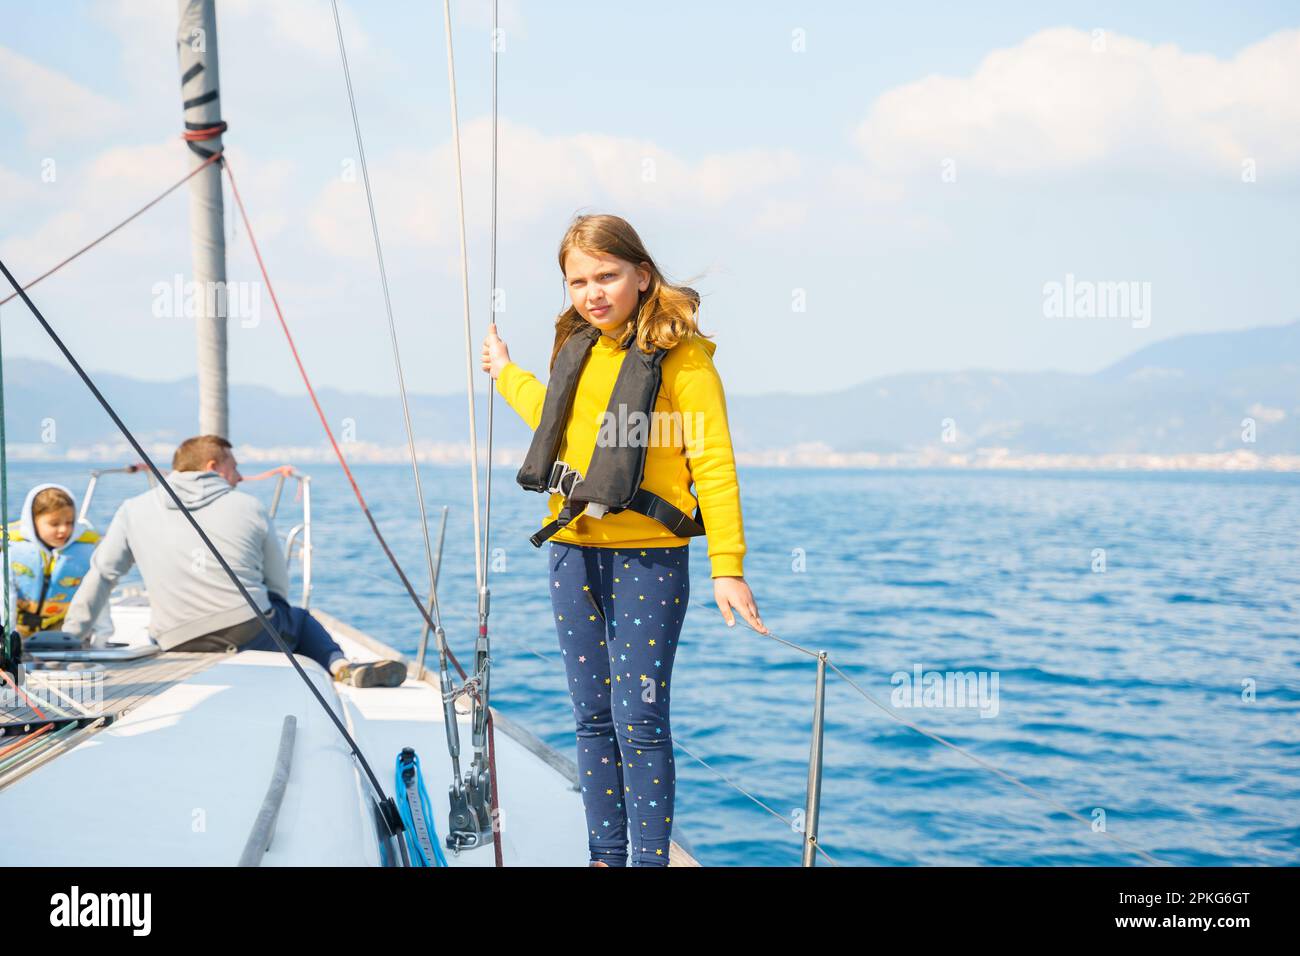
xmin=222 ymin=159 xmax=476 ymax=685
xmin=480 ymin=0 xmax=500 ymax=622
xmin=0 ymin=141 xmax=1166 ymax=867
xmin=0 ymin=151 xmax=223 ymax=308
xmin=489 ymin=627 xmax=840 ymax=865
xmin=0 ymin=148 xmax=1164 ymax=869
xmin=0 ymin=255 xmax=404 ymax=830
xmin=825 ymin=657 xmax=1166 ymax=866
xmin=1 ymin=7 xmax=1130 ymax=868
xmin=440 ymin=0 xmax=504 ymax=867
xmin=0 ymin=303 xmax=9 ymax=638
xmin=0 ymin=137 xmax=485 ymax=696
xmin=696 ymin=602 xmax=1168 ymax=867
xmin=440 ymin=0 xmax=485 ymax=597
xmin=669 ymin=734 xmax=840 ymax=866
xmin=328 ymin=0 xmax=503 ymax=864
xmin=329 ymin=0 xmax=446 ymax=668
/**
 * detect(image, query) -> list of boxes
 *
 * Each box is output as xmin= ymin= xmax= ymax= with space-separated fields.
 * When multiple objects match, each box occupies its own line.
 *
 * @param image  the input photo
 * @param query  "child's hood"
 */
xmin=16 ymin=482 xmax=83 ymax=556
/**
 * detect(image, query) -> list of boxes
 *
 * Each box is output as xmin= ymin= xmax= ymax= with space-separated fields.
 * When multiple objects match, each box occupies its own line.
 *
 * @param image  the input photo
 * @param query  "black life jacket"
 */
xmin=516 ymin=322 xmax=706 ymax=548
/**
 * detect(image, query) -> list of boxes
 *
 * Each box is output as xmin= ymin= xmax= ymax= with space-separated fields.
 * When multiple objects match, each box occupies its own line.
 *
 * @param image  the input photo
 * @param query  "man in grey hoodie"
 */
xmin=63 ymin=435 xmax=404 ymax=687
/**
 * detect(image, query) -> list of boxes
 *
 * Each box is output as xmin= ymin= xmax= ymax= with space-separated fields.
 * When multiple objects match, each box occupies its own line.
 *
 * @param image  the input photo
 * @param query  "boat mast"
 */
xmin=176 ymin=0 xmax=229 ymax=438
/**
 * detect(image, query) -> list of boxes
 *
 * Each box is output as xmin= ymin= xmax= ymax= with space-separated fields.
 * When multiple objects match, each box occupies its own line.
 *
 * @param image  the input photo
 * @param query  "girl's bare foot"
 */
xmin=589 ymin=861 xmax=610 ymax=867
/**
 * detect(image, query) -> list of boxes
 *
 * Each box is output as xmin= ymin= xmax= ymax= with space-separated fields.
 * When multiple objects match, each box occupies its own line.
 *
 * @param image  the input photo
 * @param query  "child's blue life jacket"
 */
xmin=2 ymin=482 xmax=100 ymax=636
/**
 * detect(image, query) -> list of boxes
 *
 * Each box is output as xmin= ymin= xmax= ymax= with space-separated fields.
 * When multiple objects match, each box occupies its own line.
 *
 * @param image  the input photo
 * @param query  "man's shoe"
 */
xmin=336 ymin=659 xmax=407 ymax=688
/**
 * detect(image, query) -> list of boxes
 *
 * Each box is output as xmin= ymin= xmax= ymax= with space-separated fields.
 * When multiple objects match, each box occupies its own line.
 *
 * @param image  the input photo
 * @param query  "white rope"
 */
xmin=441 ymin=0 xmax=485 ymax=597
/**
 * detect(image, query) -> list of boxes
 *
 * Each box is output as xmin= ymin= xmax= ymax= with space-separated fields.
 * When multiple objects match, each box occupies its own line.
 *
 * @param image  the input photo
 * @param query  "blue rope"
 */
xmin=395 ymin=750 xmax=448 ymax=867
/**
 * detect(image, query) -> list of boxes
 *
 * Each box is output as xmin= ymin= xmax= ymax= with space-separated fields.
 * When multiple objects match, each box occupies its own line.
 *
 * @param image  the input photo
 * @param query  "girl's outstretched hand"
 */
xmin=713 ymin=576 xmax=769 ymax=635
xmin=481 ymin=322 xmax=512 ymax=379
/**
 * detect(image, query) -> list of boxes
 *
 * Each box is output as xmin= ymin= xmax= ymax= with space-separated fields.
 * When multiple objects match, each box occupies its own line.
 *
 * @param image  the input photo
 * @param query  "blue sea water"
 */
xmin=6 ymin=461 xmax=1298 ymax=867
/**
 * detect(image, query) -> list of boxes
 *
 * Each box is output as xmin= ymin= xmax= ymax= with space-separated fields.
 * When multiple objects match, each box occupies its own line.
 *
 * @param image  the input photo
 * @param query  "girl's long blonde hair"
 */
xmin=549 ymin=214 xmax=710 ymax=373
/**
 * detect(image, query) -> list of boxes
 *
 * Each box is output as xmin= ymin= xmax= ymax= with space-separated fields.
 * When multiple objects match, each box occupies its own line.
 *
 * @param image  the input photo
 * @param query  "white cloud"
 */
xmin=85 ymin=140 xmax=193 ymax=195
xmin=0 ymin=140 xmax=299 ymax=287
xmin=1248 ymin=402 xmax=1286 ymax=424
xmin=853 ymin=27 xmax=1300 ymax=178
xmin=0 ymin=162 xmax=41 ymax=206
xmin=308 ymin=116 xmax=804 ymax=259
xmin=827 ymin=163 xmax=906 ymax=204
xmin=457 ymin=0 xmax=527 ymax=41
xmin=0 ymin=141 xmax=194 ymax=287
xmin=0 ymin=46 xmax=128 ymax=148
xmin=99 ymin=0 xmax=375 ymax=65
xmin=95 ymin=0 xmax=380 ymax=107
xmin=221 ymin=0 xmax=374 ymax=61
xmin=749 ymin=198 xmax=808 ymax=232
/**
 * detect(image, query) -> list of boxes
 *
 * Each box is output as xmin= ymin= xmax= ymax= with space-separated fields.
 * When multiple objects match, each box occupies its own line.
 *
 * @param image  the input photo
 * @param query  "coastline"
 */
xmin=6 ymin=441 xmax=1299 ymax=473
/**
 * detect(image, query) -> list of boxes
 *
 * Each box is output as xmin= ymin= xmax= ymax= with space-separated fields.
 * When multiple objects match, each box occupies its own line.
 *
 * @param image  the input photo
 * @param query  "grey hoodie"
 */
xmin=63 ymin=471 xmax=289 ymax=650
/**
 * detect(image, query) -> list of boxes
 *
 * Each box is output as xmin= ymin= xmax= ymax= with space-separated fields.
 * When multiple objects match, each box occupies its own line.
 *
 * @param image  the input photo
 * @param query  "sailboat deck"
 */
xmin=0 ymin=651 xmax=223 ymax=791
xmin=0 ymin=601 xmax=700 ymax=866
xmin=4 ymin=651 xmax=221 ymax=726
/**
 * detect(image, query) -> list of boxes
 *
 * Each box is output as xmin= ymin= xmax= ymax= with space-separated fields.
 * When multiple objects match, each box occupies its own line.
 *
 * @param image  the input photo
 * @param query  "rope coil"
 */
xmin=181 ymin=120 xmax=228 ymax=141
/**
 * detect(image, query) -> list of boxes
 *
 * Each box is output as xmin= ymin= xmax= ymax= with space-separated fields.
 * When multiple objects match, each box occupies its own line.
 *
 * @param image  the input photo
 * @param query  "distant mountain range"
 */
xmin=729 ymin=320 xmax=1300 ymax=455
xmin=4 ymin=320 xmax=1299 ymax=456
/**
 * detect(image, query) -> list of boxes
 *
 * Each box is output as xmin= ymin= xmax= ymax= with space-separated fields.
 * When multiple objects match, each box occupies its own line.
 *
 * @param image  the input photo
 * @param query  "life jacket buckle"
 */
xmin=546 ymin=460 xmax=583 ymax=498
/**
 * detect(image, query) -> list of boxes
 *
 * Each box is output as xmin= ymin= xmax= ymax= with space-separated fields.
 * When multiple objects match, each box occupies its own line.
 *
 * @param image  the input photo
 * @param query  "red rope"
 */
xmin=0 ymin=150 xmax=224 ymax=307
xmin=0 ymin=724 xmax=53 ymax=761
xmin=243 ymin=464 xmax=303 ymax=502
xmin=1 ymin=148 xmax=503 ymax=858
xmin=0 ymin=666 xmax=46 ymax=719
xmin=224 ymin=158 xmax=507 ymax=862
xmin=487 ymin=711 xmax=503 ymax=866
xmin=221 ymin=159 xmax=470 ymax=682
xmin=243 ymin=465 xmax=295 ymax=482
xmin=182 ymin=121 xmax=228 ymax=141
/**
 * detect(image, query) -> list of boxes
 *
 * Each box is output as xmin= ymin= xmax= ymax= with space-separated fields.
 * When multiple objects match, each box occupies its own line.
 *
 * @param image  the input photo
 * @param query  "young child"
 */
xmin=3 ymin=483 xmax=100 ymax=638
xmin=481 ymin=213 xmax=767 ymax=867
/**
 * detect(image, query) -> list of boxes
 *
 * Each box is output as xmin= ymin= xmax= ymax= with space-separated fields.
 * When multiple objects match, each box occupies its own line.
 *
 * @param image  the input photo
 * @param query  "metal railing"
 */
xmin=341 ymin=550 xmax=1175 ymax=867
xmin=79 ymin=463 xmax=313 ymax=610
xmin=265 ymin=469 xmax=313 ymax=609
xmin=680 ymin=608 xmax=830 ymax=867
xmin=78 ymin=464 xmax=152 ymax=527
xmin=680 ymin=602 xmax=1168 ymax=868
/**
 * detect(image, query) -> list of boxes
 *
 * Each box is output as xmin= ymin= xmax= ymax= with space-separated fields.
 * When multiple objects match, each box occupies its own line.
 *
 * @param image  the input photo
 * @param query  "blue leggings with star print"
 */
xmin=549 ymin=541 xmax=689 ymax=867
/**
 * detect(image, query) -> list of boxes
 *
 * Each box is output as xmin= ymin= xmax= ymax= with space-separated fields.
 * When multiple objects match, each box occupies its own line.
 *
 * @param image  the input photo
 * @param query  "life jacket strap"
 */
xmin=528 ymin=499 xmax=582 ymax=548
xmin=626 ymin=488 xmax=705 ymax=538
xmin=527 ymin=490 xmax=705 ymax=549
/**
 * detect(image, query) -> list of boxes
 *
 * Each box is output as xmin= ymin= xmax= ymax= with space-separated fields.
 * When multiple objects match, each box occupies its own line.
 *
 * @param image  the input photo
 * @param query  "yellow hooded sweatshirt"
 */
xmin=495 ymin=330 xmax=746 ymax=578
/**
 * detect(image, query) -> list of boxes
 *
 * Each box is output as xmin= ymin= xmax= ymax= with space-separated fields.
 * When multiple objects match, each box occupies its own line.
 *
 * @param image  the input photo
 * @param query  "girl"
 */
xmin=481 ymin=214 xmax=767 ymax=867
xmin=2 ymin=483 xmax=100 ymax=637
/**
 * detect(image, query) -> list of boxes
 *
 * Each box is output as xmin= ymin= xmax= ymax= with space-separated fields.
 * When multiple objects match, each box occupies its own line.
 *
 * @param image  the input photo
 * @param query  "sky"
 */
xmin=1 ymin=0 xmax=1297 ymax=399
